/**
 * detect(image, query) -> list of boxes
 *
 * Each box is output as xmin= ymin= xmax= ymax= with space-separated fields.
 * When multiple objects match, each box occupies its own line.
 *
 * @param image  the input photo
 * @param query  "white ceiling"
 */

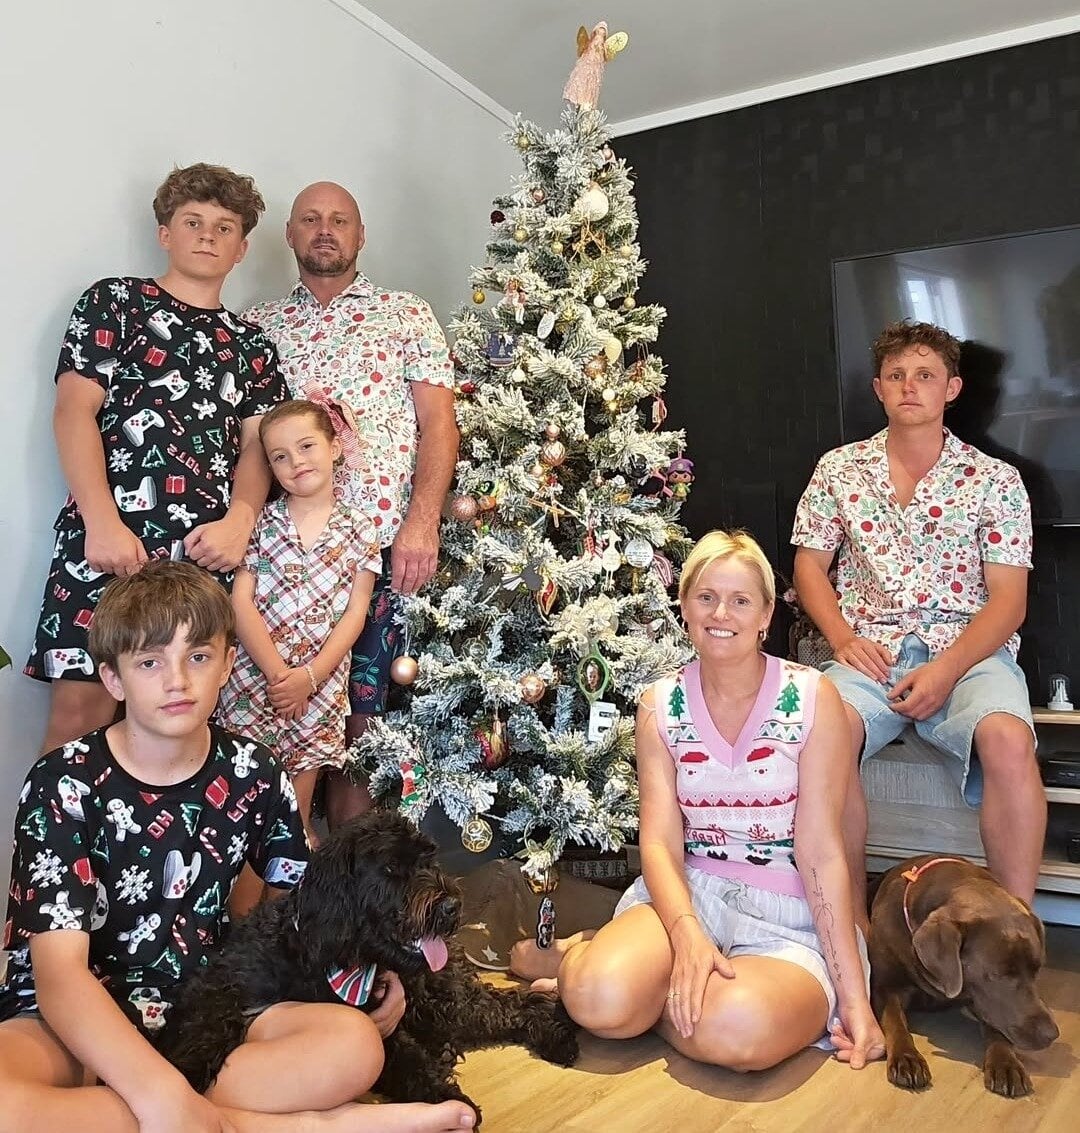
xmin=346 ymin=0 xmax=1080 ymax=132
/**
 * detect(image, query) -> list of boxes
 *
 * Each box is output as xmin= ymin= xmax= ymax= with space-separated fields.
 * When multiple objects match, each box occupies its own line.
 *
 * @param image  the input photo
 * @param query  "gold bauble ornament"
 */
xmin=593 ymin=294 xmax=607 ymax=309
xmin=513 ymin=228 xmax=528 ymax=243
xmin=618 ymin=244 xmax=634 ymax=259
xmin=525 ymin=866 xmax=559 ymax=894
xmin=450 ymin=494 xmax=479 ymax=522
xmin=550 ymin=240 xmax=564 ymax=255
xmin=544 ymin=423 xmax=561 ymax=440
xmin=519 ymin=673 xmax=547 ymax=704
xmin=515 ymin=133 xmax=531 ymax=150
xmin=622 ymin=296 xmax=636 ymax=311
xmin=389 ymin=655 xmax=419 ymax=686
xmin=540 ymin=440 xmax=567 ymax=467
xmin=462 ymin=815 xmax=494 ymax=853
xmin=472 ymin=288 xmax=486 ymax=304
xmin=610 ymin=760 xmax=634 ymax=781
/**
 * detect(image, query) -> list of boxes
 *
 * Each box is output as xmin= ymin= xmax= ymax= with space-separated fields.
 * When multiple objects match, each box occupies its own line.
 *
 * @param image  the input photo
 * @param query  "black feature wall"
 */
xmin=618 ymin=33 xmax=1080 ymax=701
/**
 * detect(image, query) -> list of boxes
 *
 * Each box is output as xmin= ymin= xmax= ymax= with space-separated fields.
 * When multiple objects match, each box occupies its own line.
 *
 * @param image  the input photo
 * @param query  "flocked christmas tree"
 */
xmin=350 ymin=24 xmax=695 ymax=883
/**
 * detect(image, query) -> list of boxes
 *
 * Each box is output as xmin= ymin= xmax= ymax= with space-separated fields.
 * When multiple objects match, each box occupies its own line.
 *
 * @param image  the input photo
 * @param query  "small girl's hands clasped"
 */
xmin=268 ymin=668 xmax=312 ymax=720
xmin=666 ymin=916 xmax=735 ymax=1038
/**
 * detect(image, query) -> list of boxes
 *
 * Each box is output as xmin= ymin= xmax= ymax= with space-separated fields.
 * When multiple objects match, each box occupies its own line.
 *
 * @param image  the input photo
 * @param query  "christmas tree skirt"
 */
xmin=456 ymin=859 xmax=621 ymax=971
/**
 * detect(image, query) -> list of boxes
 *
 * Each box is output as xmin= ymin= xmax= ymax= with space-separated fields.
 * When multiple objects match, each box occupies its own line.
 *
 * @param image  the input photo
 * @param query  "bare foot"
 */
xmin=529 ymin=977 xmax=558 ymax=994
xmin=317 ymin=1100 xmax=476 ymax=1132
xmin=509 ymin=930 xmax=596 ymax=982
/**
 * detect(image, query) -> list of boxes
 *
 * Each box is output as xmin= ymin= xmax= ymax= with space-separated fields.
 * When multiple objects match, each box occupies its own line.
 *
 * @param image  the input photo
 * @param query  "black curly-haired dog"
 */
xmin=161 ymin=810 xmax=578 ymax=1122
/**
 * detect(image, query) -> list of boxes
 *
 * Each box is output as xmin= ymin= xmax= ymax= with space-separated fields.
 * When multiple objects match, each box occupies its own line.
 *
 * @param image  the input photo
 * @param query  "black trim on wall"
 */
xmin=618 ymin=33 xmax=1080 ymax=700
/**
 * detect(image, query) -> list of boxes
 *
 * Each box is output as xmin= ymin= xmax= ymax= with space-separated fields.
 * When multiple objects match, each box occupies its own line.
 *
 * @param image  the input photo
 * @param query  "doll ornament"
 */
xmin=563 ymin=22 xmax=629 ymax=111
xmin=666 ymin=457 xmax=695 ymax=499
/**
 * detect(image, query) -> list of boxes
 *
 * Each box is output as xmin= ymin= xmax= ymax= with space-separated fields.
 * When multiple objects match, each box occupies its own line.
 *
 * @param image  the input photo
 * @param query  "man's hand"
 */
xmin=887 ymin=657 xmax=958 ymax=721
xmin=184 ymin=515 xmax=252 ymax=572
xmin=368 ymin=970 xmax=407 ymax=1039
xmin=85 ymin=519 xmax=148 ymax=577
xmin=390 ymin=516 xmax=439 ymax=595
xmin=833 ymin=636 xmax=893 ymax=685
xmin=268 ymin=668 xmax=312 ymax=720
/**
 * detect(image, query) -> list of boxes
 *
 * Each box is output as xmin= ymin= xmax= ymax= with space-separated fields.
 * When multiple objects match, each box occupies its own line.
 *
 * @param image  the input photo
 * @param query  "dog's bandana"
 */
xmin=327 ymin=963 xmax=378 ymax=1007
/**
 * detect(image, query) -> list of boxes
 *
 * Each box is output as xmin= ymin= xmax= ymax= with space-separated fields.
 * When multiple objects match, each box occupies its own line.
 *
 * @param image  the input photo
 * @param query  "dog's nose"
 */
xmin=437 ymin=895 xmax=461 ymax=923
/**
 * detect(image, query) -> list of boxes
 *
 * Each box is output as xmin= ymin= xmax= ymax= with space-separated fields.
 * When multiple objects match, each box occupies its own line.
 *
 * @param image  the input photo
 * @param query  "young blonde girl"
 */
xmin=218 ymin=399 xmax=381 ymax=852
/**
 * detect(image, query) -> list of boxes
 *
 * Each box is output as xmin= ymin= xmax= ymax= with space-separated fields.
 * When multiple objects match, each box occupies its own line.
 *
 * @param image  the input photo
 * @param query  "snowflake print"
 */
xmin=69 ymin=342 xmax=88 ymax=370
xmin=109 ymin=448 xmax=134 ymax=473
xmin=209 ymin=453 xmax=230 ymax=478
xmin=194 ymin=367 xmax=215 ymax=390
xmin=109 ymin=280 xmax=130 ymax=301
xmin=116 ymin=865 xmax=153 ymax=905
xmin=746 ymin=823 xmax=772 ymax=842
xmin=68 ymin=315 xmax=90 ymax=340
xmin=227 ymin=833 xmax=249 ymax=866
xmin=30 ymin=849 xmax=66 ymax=887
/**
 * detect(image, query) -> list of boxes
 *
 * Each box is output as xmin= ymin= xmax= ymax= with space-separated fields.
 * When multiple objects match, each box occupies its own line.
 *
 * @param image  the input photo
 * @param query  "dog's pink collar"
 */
xmin=901 ymin=857 xmax=968 ymax=933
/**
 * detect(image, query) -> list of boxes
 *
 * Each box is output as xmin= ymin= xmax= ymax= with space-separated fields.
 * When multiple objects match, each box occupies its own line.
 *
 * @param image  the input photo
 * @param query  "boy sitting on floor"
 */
xmin=0 ymin=561 xmax=474 ymax=1133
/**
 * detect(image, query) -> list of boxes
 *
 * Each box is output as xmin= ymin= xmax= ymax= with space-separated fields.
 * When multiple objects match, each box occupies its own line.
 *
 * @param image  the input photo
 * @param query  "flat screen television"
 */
xmin=832 ymin=225 xmax=1080 ymax=524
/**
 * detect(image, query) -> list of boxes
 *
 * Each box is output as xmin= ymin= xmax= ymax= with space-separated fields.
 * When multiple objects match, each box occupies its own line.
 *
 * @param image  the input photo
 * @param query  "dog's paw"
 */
xmin=528 ymin=1001 xmax=580 ymax=1066
xmin=887 ymin=1049 xmax=932 ymax=1090
xmin=984 ymin=1048 xmax=1034 ymax=1097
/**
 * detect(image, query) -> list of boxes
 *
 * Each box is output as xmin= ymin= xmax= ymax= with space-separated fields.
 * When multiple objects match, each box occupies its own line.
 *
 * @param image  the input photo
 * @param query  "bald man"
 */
xmin=243 ymin=183 xmax=459 ymax=826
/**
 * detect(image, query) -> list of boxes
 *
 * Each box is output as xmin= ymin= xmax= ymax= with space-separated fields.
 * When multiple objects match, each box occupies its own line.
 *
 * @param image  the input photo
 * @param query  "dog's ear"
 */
xmin=912 ymin=908 xmax=964 ymax=998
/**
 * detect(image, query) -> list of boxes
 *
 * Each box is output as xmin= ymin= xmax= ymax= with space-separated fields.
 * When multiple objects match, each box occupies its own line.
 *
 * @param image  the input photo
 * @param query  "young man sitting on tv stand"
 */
xmin=791 ymin=319 xmax=1046 ymax=925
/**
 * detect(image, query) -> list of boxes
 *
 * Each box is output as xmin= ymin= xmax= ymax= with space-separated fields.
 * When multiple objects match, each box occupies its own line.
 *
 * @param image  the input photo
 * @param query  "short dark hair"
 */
xmin=153 ymin=163 xmax=265 ymax=236
xmin=872 ymin=320 xmax=961 ymax=378
xmin=258 ymin=399 xmax=336 ymax=448
xmin=88 ymin=562 xmax=234 ymax=671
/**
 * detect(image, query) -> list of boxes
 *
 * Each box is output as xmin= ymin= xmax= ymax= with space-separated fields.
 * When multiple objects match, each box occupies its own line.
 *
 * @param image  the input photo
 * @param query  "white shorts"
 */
xmin=614 ymin=865 xmax=870 ymax=1050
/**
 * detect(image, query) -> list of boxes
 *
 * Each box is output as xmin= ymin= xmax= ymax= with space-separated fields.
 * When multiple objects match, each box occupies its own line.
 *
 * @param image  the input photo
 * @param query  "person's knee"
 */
xmin=975 ymin=715 xmax=1037 ymax=782
xmin=676 ymin=987 xmax=786 ymax=1072
xmin=558 ymin=949 xmax=654 ymax=1038
xmin=320 ymin=1008 xmax=385 ymax=1098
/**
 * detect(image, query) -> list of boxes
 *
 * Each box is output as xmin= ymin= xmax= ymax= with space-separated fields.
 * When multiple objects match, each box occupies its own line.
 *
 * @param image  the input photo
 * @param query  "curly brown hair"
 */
xmin=153 ymin=163 xmax=265 ymax=235
xmin=872 ymin=320 xmax=961 ymax=377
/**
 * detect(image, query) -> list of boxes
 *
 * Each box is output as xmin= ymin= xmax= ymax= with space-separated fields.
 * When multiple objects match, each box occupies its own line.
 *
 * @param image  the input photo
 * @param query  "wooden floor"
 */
xmin=458 ymin=925 xmax=1080 ymax=1133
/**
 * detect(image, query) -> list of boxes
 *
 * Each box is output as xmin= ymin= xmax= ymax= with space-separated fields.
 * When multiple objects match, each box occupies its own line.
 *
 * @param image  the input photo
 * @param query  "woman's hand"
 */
xmin=368 ymin=970 xmax=407 ymax=1039
xmin=137 ymin=1083 xmax=234 ymax=1133
xmin=666 ymin=915 xmax=734 ymax=1039
xmin=829 ymin=999 xmax=886 ymax=1069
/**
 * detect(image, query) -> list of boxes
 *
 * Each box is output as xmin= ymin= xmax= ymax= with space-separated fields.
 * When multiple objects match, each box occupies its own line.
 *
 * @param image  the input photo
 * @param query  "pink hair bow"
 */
xmin=303 ymin=383 xmax=366 ymax=471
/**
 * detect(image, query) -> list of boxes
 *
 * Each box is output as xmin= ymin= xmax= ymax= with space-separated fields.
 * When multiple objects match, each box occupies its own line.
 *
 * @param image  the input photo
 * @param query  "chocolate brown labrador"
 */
xmin=868 ymin=855 xmax=1058 ymax=1097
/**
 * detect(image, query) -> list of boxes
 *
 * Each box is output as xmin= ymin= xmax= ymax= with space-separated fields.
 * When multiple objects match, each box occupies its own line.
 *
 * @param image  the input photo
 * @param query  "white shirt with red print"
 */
xmin=243 ymin=275 xmax=454 ymax=548
xmin=791 ymin=428 xmax=1032 ymax=657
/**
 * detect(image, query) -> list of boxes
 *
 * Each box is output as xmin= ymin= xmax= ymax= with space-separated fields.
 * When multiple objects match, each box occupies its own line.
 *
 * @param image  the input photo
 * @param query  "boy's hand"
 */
xmin=85 ymin=519 xmax=148 ymax=577
xmin=136 ymin=1082 xmax=234 ymax=1133
xmin=268 ymin=668 xmax=312 ymax=719
xmin=184 ymin=516 xmax=251 ymax=572
xmin=368 ymin=970 xmax=407 ymax=1038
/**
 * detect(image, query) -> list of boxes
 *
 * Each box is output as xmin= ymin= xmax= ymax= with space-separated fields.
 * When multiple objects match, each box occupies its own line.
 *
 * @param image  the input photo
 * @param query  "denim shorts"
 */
xmin=821 ymin=634 xmax=1035 ymax=807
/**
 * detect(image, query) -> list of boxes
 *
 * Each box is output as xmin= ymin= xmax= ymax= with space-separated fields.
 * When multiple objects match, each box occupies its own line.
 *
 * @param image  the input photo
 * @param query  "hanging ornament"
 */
xmin=499 ymin=279 xmax=527 ymax=324
xmin=475 ymin=716 xmax=509 ymax=770
xmin=618 ymin=243 xmax=634 ymax=259
xmin=535 ymin=894 xmax=557 ymax=947
xmin=550 ymin=240 xmax=564 ymax=256
xmin=535 ymin=576 xmax=559 ymax=616
xmin=600 ymin=333 xmax=622 ymax=363
xmin=476 ymin=494 xmax=498 ymax=513
xmin=591 ymin=469 xmax=604 ymax=488
xmin=574 ymin=181 xmax=610 ymax=221
xmin=592 ymin=294 xmax=607 ymax=309
xmin=398 ymin=756 xmax=426 ymax=816
xmin=602 ymin=388 xmax=617 ymax=410
xmin=652 ymin=551 xmax=675 ymax=589
xmin=389 ymin=655 xmax=419 ymax=686
xmin=666 ymin=456 xmax=696 ymax=499
xmin=540 ymin=440 xmax=567 ymax=467
xmin=456 ymin=380 xmax=477 ymax=395
xmin=515 ymin=132 xmax=531 ymax=150
xmin=510 ymin=365 xmax=527 ymax=383
xmin=622 ymin=296 xmax=636 ymax=311
xmin=486 ymin=330 xmax=518 ymax=368
xmin=490 ymin=209 xmax=505 ymax=225
xmin=599 ymin=530 xmax=622 ymax=587
xmin=531 ymin=187 xmax=547 ymax=204
xmin=651 ymin=395 xmax=669 ymax=427
xmin=472 ymin=288 xmax=486 ymax=304
xmin=536 ymin=310 xmax=556 ymax=339
xmin=462 ymin=815 xmax=494 ymax=853
xmin=576 ymin=643 xmax=613 ymax=702
xmin=529 ymin=460 xmax=546 ymax=479
xmin=623 ymin=537 xmax=654 ymax=569
xmin=513 ymin=227 xmax=528 ymax=243
xmin=584 ymin=355 xmax=607 ymax=378
xmin=544 ymin=422 xmax=561 ymax=440
xmin=519 ymin=673 xmax=547 ymax=704
xmin=601 ymin=143 xmax=615 ymax=164
xmin=610 ymin=759 xmax=635 ymax=782
xmin=527 ymin=868 xmax=559 ymax=896
xmin=450 ymin=495 xmax=479 ymax=522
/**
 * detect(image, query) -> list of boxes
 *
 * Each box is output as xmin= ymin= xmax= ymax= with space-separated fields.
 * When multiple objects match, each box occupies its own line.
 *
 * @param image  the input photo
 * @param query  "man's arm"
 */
xmin=31 ymin=931 xmax=225 ymax=1131
xmin=888 ymin=562 xmax=1028 ymax=720
xmin=391 ymin=383 xmax=459 ymax=595
xmin=185 ymin=416 xmax=271 ymax=572
xmin=794 ymin=545 xmax=892 ymax=683
xmin=53 ymin=373 xmax=147 ymax=576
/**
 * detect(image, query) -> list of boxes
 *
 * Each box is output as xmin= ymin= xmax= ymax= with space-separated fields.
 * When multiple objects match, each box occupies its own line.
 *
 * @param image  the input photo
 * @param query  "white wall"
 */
xmin=0 ymin=0 xmax=516 ymax=893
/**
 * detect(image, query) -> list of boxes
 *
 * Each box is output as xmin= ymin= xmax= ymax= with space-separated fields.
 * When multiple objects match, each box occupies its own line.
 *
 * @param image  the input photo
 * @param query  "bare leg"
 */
xmin=509 ymin=930 xmax=597 ymax=983
xmin=556 ymin=905 xmax=674 ymax=1038
xmin=291 ymin=768 xmax=322 ymax=849
xmin=655 ymin=954 xmax=829 ymax=1071
xmin=327 ymin=715 xmax=376 ymax=830
xmin=974 ymin=713 xmax=1046 ymax=903
xmin=227 ymin=863 xmax=267 ymax=922
xmin=41 ymin=679 xmax=117 ymax=754
xmin=840 ymin=702 xmax=870 ymax=934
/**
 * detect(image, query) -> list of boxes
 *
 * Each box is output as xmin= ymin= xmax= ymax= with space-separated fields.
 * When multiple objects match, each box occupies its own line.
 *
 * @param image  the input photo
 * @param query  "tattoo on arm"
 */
xmin=809 ymin=866 xmax=843 ymax=986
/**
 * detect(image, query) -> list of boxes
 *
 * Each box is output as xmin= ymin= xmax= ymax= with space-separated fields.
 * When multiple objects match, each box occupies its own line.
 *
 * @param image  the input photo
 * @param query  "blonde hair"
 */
xmin=678 ymin=529 xmax=776 ymax=607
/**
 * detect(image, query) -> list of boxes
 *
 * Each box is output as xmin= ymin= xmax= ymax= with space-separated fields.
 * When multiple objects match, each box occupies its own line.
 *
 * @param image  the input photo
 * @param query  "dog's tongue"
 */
xmin=420 ymin=935 xmax=448 ymax=972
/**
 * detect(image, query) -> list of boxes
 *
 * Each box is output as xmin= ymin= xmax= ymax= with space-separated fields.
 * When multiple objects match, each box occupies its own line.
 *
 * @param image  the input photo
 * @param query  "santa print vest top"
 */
xmin=653 ymin=655 xmax=821 ymax=900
